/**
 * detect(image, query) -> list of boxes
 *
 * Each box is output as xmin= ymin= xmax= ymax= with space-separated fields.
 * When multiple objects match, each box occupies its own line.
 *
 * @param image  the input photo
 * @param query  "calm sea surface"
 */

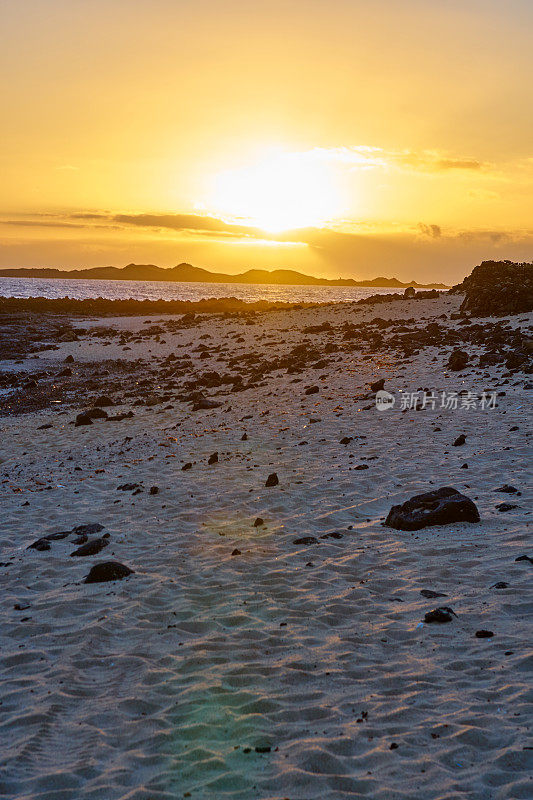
xmin=0 ymin=276 xmax=402 ymax=304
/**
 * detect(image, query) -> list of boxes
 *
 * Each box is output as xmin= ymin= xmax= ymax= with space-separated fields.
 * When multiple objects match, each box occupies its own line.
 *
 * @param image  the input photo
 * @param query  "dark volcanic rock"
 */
xmin=293 ymin=536 xmax=318 ymax=545
xmin=452 ymin=260 xmax=533 ymax=317
xmin=385 ymin=487 xmax=480 ymax=530
xmin=265 ymin=472 xmax=279 ymax=487
xmin=208 ymin=451 xmax=219 ymax=465
xmin=424 ymin=607 xmax=457 ymax=624
xmin=70 ymin=536 xmax=110 ymax=557
xmin=447 ymin=349 xmax=469 ymax=371
xmin=83 ymin=561 xmax=134 ymax=583
xmin=94 ymin=395 xmax=114 ymax=407
xmin=453 ymin=434 xmax=466 ymax=446
xmin=85 ymin=407 xmax=108 ymax=419
xmin=370 ymin=378 xmax=385 ymax=392
xmin=27 ymin=537 xmax=51 ymax=551
xmin=71 ymin=523 xmax=105 ymax=536
xmin=75 ymin=413 xmax=93 ymax=427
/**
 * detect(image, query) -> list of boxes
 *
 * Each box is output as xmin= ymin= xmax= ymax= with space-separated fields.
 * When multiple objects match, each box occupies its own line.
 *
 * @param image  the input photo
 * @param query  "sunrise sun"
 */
xmin=206 ymin=149 xmax=343 ymax=233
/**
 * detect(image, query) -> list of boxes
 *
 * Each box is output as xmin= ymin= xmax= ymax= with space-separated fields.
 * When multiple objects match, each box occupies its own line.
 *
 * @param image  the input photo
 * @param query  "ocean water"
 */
xmin=0 ymin=276 xmax=402 ymax=304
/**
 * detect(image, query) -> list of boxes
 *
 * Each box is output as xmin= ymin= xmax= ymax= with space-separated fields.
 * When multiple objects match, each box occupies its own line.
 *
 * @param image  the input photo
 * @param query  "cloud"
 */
xmin=417 ymin=223 xmax=442 ymax=238
xmin=302 ymin=146 xmax=489 ymax=173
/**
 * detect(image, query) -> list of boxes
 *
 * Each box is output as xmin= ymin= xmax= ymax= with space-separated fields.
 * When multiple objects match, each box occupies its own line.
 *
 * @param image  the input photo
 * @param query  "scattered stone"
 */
xmin=293 ymin=536 xmax=317 ymax=545
xmin=305 ymin=385 xmax=319 ymax=395
xmin=385 ymin=487 xmax=480 ymax=531
xmin=453 ymin=434 xmax=466 ymax=446
xmin=83 ymin=561 xmax=134 ymax=583
xmin=208 ymin=452 xmax=219 ymax=465
xmin=27 ymin=537 xmax=51 ymax=552
xmin=231 ymin=548 xmax=241 ymax=556
xmin=193 ymin=397 xmax=222 ymax=411
xmin=340 ymin=437 xmax=353 ymax=445
xmin=475 ymin=630 xmax=494 ymax=638
xmin=37 ymin=423 xmax=53 ymax=430
xmin=447 ymin=349 xmax=469 ymax=371
xmin=241 ymin=432 xmax=248 ymax=440
xmin=496 ymin=502 xmax=518 ymax=512
xmin=424 ymin=607 xmax=457 ymax=624
xmin=71 ymin=523 xmax=104 ymax=536
xmin=70 ymin=536 xmax=110 ymax=557
xmin=420 ymin=589 xmax=448 ymax=599
xmin=354 ymin=464 xmax=369 ymax=470
xmin=149 ymin=486 xmax=160 ymax=495
xmin=490 ymin=582 xmax=509 ymax=589
xmin=181 ymin=462 xmax=192 ymax=471
xmin=117 ymin=483 xmax=140 ymax=491
xmin=253 ymin=517 xmax=264 ymax=527
xmin=495 ymin=484 xmax=519 ymax=494
xmin=94 ymin=395 xmax=114 ymax=407
xmin=265 ymin=472 xmax=279 ymax=487
xmin=515 ymin=555 xmax=533 ymax=564
xmin=75 ymin=413 xmax=93 ymax=427
xmin=370 ymin=378 xmax=385 ymax=392
xmin=85 ymin=407 xmax=108 ymax=419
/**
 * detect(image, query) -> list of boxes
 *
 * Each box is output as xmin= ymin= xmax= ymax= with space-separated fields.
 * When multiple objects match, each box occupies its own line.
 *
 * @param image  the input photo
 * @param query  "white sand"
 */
xmin=0 ymin=295 xmax=531 ymax=799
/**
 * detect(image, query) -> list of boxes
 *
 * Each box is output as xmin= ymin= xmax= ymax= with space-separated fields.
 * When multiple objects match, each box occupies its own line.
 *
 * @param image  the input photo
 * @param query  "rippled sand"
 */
xmin=1 ymin=295 xmax=531 ymax=799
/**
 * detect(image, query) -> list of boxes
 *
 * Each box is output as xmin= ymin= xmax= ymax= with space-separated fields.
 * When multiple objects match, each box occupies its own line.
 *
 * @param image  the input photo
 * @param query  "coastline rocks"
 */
xmin=451 ymin=260 xmax=533 ymax=316
xmin=385 ymin=487 xmax=480 ymax=530
xmin=83 ymin=561 xmax=134 ymax=583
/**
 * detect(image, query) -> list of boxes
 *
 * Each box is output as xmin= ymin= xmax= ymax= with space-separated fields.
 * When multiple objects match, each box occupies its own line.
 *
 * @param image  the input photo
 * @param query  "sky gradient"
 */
xmin=1 ymin=0 xmax=532 ymax=282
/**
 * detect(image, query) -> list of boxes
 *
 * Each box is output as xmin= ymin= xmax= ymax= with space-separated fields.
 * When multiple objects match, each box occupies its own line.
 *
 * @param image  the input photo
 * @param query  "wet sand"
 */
xmin=0 ymin=293 xmax=531 ymax=799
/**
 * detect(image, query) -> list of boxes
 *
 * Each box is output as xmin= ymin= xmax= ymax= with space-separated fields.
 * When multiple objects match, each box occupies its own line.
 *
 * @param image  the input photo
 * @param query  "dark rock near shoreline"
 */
xmin=452 ymin=260 xmax=533 ymax=316
xmin=385 ymin=487 xmax=480 ymax=530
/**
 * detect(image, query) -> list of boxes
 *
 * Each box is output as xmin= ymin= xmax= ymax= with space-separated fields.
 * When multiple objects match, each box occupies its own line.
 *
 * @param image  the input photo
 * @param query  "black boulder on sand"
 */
xmin=385 ymin=487 xmax=480 ymax=531
xmin=83 ymin=561 xmax=134 ymax=583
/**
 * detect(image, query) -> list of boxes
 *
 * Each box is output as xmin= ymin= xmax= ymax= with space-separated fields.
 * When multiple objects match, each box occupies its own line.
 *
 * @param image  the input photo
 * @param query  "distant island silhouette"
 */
xmin=0 ymin=263 xmax=448 ymax=289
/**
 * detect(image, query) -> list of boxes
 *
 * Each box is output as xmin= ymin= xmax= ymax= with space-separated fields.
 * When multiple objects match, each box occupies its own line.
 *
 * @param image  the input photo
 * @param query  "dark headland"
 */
xmin=0 ymin=262 xmax=448 ymax=289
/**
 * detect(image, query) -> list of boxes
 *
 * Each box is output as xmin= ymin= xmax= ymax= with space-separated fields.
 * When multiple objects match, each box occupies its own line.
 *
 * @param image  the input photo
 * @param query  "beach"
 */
xmin=0 ymin=291 xmax=531 ymax=800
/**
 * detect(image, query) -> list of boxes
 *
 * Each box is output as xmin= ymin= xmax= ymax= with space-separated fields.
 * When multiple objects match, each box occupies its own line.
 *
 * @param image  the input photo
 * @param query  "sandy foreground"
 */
xmin=0 ymin=294 xmax=531 ymax=800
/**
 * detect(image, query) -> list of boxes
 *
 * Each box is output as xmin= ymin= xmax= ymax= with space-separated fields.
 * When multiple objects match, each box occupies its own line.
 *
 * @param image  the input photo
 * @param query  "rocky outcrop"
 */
xmin=451 ymin=260 xmax=533 ymax=316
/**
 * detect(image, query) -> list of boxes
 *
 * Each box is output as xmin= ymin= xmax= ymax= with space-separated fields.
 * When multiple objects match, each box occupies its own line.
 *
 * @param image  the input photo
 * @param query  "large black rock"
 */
xmin=451 ymin=260 xmax=533 ymax=316
xmin=83 ymin=561 xmax=134 ymax=583
xmin=385 ymin=487 xmax=480 ymax=531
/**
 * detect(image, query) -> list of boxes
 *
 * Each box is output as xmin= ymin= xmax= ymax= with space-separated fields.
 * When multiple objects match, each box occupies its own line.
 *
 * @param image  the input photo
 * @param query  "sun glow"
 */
xmin=206 ymin=149 xmax=345 ymax=232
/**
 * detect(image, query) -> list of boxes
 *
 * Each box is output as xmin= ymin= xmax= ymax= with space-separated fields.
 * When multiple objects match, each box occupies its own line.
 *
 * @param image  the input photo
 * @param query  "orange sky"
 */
xmin=1 ymin=0 xmax=532 ymax=282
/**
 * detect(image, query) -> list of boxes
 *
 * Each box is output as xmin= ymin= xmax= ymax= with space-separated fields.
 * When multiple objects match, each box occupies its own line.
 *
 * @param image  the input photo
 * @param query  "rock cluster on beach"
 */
xmin=451 ymin=259 xmax=533 ymax=316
